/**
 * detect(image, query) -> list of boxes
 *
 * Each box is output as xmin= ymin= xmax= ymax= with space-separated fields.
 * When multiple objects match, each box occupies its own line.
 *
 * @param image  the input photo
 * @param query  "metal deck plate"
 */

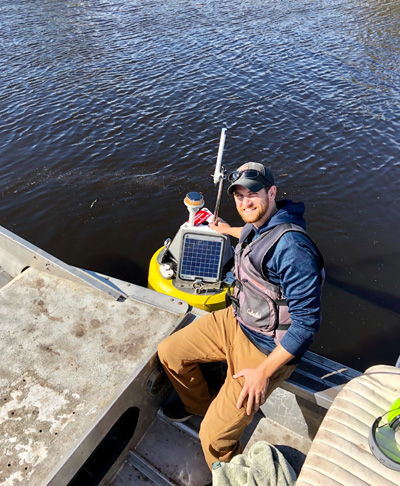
xmin=0 ymin=268 xmax=187 ymax=486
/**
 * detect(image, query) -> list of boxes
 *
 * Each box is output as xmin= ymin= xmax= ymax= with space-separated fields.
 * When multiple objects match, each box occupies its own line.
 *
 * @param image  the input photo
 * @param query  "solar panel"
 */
xmin=179 ymin=233 xmax=225 ymax=282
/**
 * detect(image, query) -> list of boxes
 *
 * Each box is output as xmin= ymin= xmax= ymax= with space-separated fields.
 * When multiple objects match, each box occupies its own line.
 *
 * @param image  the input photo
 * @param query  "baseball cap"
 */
xmin=227 ymin=162 xmax=275 ymax=195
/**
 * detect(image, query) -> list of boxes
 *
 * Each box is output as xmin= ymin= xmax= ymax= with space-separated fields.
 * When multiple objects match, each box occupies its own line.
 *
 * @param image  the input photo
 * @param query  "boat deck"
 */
xmin=111 ymin=401 xmax=312 ymax=485
xmin=0 ymin=266 xmax=12 ymax=289
xmin=0 ymin=266 xmax=189 ymax=486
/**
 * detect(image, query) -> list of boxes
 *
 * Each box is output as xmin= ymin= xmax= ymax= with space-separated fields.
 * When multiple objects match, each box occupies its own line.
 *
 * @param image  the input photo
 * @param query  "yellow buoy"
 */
xmin=148 ymin=247 xmax=229 ymax=313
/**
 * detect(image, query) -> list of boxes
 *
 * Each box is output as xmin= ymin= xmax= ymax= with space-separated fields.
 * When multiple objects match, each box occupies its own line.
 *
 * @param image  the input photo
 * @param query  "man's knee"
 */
xmin=157 ymin=335 xmax=174 ymax=366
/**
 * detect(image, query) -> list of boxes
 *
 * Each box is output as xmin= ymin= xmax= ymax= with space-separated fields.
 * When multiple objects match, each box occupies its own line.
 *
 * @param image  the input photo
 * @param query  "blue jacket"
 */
xmin=239 ymin=200 xmax=323 ymax=362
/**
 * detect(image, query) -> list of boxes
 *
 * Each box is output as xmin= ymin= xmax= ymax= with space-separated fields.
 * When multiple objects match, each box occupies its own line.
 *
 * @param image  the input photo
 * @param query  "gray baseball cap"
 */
xmin=227 ymin=162 xmax=275 ymax=194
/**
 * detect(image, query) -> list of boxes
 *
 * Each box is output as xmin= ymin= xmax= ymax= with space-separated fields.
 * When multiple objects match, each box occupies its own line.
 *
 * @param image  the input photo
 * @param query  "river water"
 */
xmin=1 ymin=0 xmax=399 ymax=371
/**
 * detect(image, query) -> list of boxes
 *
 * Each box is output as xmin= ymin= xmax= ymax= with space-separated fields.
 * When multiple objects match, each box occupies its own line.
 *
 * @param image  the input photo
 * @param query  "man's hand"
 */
xmin=209 ymin=217 xmax=243 ymax=238
xmin=209 ymin=217 xmax=232 ymax=234
xmin=233 ymin=366 xmax=269 ymax=416
xmin=233 ymin=345 xmax=295 ymax=416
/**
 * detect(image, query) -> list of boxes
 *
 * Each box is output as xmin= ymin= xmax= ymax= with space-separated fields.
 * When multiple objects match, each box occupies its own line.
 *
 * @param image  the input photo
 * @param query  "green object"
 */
xmin=388 ymin=398 xmax=400 ymax=425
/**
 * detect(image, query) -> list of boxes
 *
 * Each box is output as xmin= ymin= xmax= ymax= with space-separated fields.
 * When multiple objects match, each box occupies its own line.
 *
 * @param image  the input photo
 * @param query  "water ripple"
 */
xmin=1 ymin=0 xmax=400 ymax=368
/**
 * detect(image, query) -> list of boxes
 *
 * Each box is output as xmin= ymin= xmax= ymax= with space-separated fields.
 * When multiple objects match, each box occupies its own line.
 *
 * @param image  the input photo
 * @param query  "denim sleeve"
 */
xmin=266 ymin=232 xmax=322 ymax=356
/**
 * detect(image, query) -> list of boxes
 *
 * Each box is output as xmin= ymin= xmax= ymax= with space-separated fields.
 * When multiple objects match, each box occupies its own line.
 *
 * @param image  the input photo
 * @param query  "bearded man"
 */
xmin=157 ymin=162 xmax=324 ymax=471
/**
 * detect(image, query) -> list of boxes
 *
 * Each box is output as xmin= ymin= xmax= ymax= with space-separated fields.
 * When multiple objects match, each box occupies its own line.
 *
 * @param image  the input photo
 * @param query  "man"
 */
xmin=157 ymin=162 xmax=324 ymax=470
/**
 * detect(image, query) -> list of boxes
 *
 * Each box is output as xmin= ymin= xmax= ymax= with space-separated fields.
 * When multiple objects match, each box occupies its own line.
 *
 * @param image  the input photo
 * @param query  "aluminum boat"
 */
xmin=1 ymin=224 xmax=399 ymax=486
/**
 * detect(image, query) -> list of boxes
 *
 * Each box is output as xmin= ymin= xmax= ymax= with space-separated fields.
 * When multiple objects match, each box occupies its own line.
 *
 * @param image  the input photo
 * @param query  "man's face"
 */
xmin=233 ymin=185 xmax=271 ymax=227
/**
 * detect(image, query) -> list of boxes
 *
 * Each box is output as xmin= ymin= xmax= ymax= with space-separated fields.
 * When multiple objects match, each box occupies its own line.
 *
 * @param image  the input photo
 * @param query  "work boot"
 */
xmin=161 ymin=391 xmax=193 ymax=423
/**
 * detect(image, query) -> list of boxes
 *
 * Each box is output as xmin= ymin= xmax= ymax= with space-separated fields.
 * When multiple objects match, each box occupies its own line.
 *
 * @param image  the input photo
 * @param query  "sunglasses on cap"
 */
xmin=228 ymin=169 xmax=273 ymax=186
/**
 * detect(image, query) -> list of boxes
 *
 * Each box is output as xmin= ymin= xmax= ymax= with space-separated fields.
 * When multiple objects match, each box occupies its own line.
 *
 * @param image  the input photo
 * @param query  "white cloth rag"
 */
xmin=212 ymin=441 xmax=296 ymax=486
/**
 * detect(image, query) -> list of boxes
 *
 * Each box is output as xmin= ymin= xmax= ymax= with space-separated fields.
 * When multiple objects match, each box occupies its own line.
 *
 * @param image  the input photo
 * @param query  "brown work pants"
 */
xmin=157 ymin=306 xmax=296 ymax=469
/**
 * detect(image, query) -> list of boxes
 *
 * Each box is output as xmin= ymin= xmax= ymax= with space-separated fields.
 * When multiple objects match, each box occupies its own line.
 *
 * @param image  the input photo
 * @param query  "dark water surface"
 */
xmin=1 ymin=0 xmax=399 ymax=371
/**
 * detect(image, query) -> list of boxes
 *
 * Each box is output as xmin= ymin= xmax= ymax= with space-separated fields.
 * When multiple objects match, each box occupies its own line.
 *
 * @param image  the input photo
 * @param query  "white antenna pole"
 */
xmin=213 ymin=128 xmax=227 ymax=185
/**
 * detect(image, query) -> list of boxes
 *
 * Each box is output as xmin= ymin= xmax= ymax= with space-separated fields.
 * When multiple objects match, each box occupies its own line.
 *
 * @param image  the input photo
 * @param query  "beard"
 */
xmin=238 ymin=201 xmax=269 ymax=225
